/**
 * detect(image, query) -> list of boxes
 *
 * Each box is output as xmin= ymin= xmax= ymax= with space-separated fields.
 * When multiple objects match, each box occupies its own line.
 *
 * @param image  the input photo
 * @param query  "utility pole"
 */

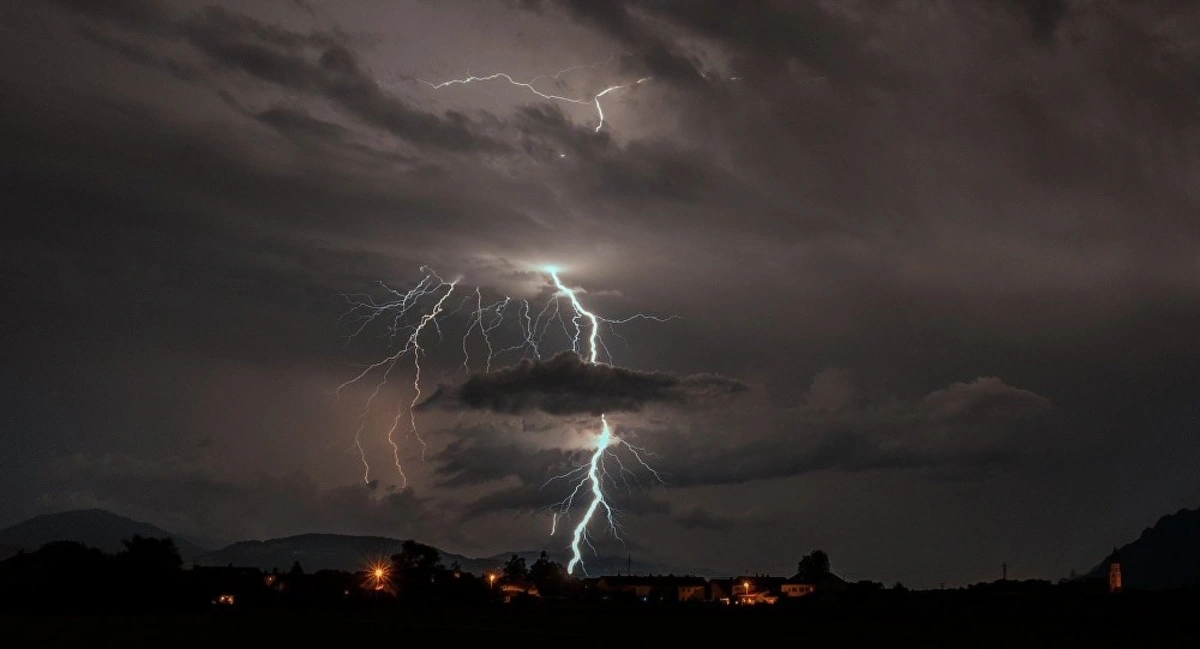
xmin=1001 ymin=562 xmax=1008 ymax=581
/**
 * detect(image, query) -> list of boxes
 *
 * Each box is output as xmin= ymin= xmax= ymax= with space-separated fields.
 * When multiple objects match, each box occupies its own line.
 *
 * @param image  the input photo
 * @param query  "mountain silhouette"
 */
xmin=194 ymin=535 xmax=715 ymax=577
xmin=193 ymin=533 xmax=485 ymax=573
xmin=0 ymin=509 xmax=209 ymax=560
xmin=1088 ymin=506 xmax=1200 ymax=590
xmin=2 ymin=510 xmax=717 ymax=577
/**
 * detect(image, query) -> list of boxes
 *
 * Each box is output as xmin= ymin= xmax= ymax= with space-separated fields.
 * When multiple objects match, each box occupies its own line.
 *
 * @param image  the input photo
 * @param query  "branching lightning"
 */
xmin=538 ymin=266 xmax=669 ymax=575
xmin=546 ymin=267 xmax=601 ymax=363
xmin=337 ymin=267 xmax=458 ymax=487
xmin=543 ymin=414 xmax=668 ymax=575
xmin=419 ymin=60 xmax=650 ymax=132
xmin=339 ymin=265 xmax=670 ymax=574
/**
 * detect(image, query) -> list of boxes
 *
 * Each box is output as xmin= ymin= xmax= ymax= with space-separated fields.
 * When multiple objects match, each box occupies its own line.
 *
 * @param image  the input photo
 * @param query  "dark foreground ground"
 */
xmin=3 ymin=596 xmax=1199 ymax=648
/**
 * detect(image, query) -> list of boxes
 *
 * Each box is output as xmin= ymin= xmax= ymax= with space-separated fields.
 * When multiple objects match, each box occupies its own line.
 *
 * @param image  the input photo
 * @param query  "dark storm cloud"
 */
xmin=180 ymin=9 xmax=498 ymax=151
xmin=548 ymin=1 xmax=705 ymax=88
xmin=922 ymin=377 xmax=1052 ymax=423
xmin=650 ymin=373 xmax=1056 ymax=487
xmin=507 ymin=104 xmax=764 ymax=228
xmin=452 ymin=477 xmax=671 ymax=520
xmin=421 ymin=351 xmax=746 ymax=415
xmin=51 ymin=0 xmax=169 ymax=29
xmin=548 ymin=0 xmax=890 ymax=98
xmin=254 ymin=106 xmax=348 ymax=142
xmin=1010 ymin=0 xmax=1069 ymax=43
xmin=2 ymin=3 xmax=545 ymax=366
xmin=463 ymin=474 xmax=672 ymax=520
xmin=674 ymin=506 xmax=734 ymax=531
xmin=435 ymin=433 xmax=571 ymax=488
xmin=430 ymin=371 xmax=1055 ymax=503
xmin=537 ymin=0 xmax=1200 ymax=242
xmin=428 ymin=418 xmax=677 ymax=517
xmin=48 ymin=1 xmax=499 ymax=152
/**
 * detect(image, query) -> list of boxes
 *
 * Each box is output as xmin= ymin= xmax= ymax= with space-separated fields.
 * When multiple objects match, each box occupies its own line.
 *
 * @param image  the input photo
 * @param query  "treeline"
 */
xmin=7 ymin=538 xmax=1188 ymax=617
xmin=0 ymin=537 xmax=568 ymax=613
xmin=0 ymin=536 xmax=191 ymax=613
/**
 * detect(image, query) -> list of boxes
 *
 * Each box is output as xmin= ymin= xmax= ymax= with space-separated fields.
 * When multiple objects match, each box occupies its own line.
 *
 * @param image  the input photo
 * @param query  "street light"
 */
xmin=364 ymin=561 xmax=390 ymax=591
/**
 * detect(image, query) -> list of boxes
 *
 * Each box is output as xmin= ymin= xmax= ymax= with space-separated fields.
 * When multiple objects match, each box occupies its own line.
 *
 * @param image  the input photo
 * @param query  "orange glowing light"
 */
xmin=363 ymin=560 xmax=392 ymax=593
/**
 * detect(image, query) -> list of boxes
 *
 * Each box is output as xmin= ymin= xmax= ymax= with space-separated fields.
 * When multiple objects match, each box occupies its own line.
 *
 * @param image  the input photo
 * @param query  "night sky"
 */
xmin=3 ymin=1 xmax=1199 ymax=587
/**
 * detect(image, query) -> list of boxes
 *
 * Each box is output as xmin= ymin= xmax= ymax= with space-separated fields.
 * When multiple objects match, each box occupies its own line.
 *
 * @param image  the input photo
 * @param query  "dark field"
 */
xmin=4 ymin=599 xmax=1199 ymax=648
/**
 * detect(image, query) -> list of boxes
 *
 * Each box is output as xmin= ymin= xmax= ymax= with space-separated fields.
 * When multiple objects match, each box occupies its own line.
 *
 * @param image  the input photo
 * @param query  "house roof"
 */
xmin=596 ymin=575 xmax=708 ymax=587
xmin=786 ymin=572 xmax=848 ymax=586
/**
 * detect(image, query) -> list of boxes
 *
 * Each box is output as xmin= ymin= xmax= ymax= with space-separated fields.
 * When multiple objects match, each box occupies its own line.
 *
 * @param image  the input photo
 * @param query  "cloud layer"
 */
xmin=421 ymin=350 xmax=746 ymax=415
xmin=3 ymin=0 xmax=1198 ymax=585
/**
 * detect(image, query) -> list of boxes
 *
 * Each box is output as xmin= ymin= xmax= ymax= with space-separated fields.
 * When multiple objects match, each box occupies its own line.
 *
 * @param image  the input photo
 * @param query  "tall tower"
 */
xmin=1107 ymin=549 xmax=1122 ymax=593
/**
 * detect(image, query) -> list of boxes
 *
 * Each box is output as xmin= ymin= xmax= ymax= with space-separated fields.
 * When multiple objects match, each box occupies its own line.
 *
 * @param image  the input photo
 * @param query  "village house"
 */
xmin=594 ymin=575 xmax=710 ymax=603
xmin=732 ymin=576 xmax=783 ymax=605
xmin=780 ymin=579 xmax=816 ymax=598
xmin=498 ymin=580 xmax=539 ymax=603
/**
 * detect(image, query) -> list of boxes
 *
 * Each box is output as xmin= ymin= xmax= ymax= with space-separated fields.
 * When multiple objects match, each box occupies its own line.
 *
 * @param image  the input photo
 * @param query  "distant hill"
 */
xmin=193 ymin=533 xmax=487 ymax=573
xmin=2 ymin=510 xmax=717 ymax=578
xmin=1088 ymin=506 xmax=1200 ymax=590
xmin=0 ymin=509 xmax=209 ymax=561
xmin=195 ymin=534 xmax=719 ymax=577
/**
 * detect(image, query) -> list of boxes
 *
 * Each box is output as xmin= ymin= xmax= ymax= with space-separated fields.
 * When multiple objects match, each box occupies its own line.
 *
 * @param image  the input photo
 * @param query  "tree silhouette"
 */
xmin=116 ymin=535 xmax=182 ymax=574
xmin=0 ymin=541 xmax=113 ymax=612
xmin=390 ymin=540 xmax=445 ymax=600
xmin=112 ymin=536 xmax=184 ymax=611
xmin=529 ymin=551 xmax=567 ymax=596
xmin=503 ymin=554 xmax=529 ymax=583
xmin=796 ymin=549 xmax=831 ymax=581
xmin=392 ymin=540 xmax=443 ymax=574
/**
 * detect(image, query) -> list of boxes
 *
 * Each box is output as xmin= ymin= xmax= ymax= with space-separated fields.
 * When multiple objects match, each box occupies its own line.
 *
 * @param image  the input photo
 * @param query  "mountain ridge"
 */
xmin=194 ymin=534 xmax=720 ymax=577
xmin=0 ymin=510 xmax=720 ymax=577
xmin=1086 ymin=505 xmax=1200 ymax=590
xmin=0 ymin=509 xmax=209 ymax=561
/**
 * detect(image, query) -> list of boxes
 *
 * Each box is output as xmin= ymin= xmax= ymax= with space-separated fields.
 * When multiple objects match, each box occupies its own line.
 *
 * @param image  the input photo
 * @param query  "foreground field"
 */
xmin=3 ymin=599 xmax=1199 ymax=647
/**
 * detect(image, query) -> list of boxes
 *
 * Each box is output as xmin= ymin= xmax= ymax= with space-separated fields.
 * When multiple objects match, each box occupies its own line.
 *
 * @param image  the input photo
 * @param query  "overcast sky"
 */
xmin=3 ymin=0 xmax=1198 ymax=587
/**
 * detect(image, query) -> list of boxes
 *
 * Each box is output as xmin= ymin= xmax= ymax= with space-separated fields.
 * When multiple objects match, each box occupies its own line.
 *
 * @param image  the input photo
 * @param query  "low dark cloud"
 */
xmin=435 ymin=433 xmax=571 ymax=488
xmin=430 ymin=371 xmax=1056 ymax=503
xmin=254 ymin=106 xmax=348 ymax=142
xmin=922 ymin=376 xmax=1053 ymax=423
xmin=420 ymin=351 xmax=746 ymax=415
xmin=647 ymin=373 xmax=1057 ymax=488
xmin=674 ymin=506 xmax=734 ymax=531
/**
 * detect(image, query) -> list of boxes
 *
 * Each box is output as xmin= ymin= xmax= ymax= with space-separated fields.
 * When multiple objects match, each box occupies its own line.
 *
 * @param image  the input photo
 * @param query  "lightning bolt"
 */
xmin=420 ymin=61 xmax=650 ymax=133
xmin=547 ymin=267 xmax=601 ymax=363
xmin=395 ymin=280 xmax=458 ymax=471
xmin=336 ymin=268 xmax=457 ymax=487
xmin=538 ymin=266 xmax=670 ymax=574
xmin=546 ymin=413 xmax=666 ymax=576
xmin=339 ymin=265 xmax=669 ymax=566
xmin=567 ymin=414 xmax=615 ymax=575
xmin=545 ymin=266 xmax=677 ymax=365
